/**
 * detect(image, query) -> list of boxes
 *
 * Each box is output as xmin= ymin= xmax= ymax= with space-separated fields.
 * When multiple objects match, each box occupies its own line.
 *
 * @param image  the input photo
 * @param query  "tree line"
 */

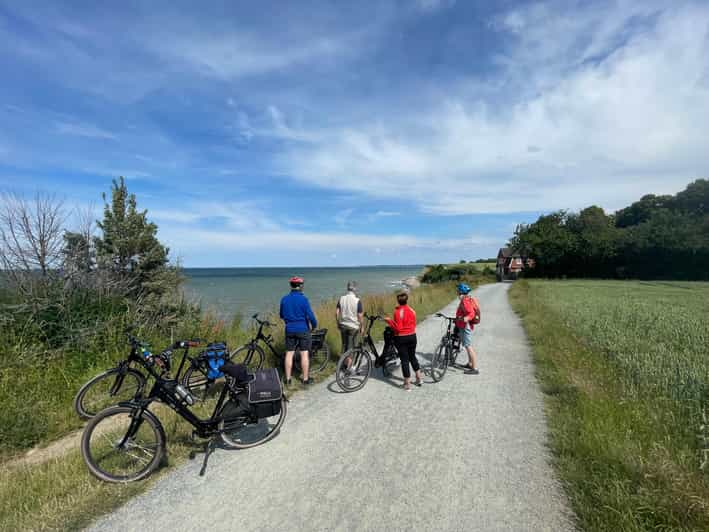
xmin=509 ymin=179 xmax=709 ymax=280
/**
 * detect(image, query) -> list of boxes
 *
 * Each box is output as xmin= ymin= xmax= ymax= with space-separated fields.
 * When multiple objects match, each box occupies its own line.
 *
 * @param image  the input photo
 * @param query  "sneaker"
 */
xmin=302 ymin=378 xmax=314 ymax=385
xmin=413 ymin=379 xmax=423 ymax=387
xmin=402 ymin=383 xmax=412 ymax=392
xmin=464 ymin=368 xmax=480 ymax=375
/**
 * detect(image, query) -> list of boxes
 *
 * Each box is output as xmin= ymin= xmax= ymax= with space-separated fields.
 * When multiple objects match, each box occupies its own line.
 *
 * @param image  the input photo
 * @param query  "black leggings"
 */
xmin=394 ymin=334 xmax=419 ymax=379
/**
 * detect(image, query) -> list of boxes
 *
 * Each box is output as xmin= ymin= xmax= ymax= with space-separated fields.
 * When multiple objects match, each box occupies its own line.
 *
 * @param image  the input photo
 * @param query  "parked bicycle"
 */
xmin=230 ymin=313 xmax=330 ymax=376
xmin=430 ymin=313 xmax=463 ymax=382
xmin=334 ymin=314 xmax=398 ymax=392
xmin=73 ymin=333 xmax=200 ymax=419
xmin=81 ymin=359 xmax=287 ymax=483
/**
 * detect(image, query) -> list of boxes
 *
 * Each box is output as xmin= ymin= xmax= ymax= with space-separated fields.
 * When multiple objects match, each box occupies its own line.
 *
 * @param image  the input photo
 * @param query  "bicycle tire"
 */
xmin=430 ymin=342 xmax=449 ymax=382
xmin=74 ymin=368 xmax=146 ymax=419
xmin=81 ymin=405 xmax=165 ymax=483
xmin=335 ymin=347 xmax=372 ymax=392
xmin=220 ymin=397 xmax=287 ymax=449
xmin=181 ymin=363 xmax=215 ymax=402
xmin=294 ymin=341 xmax=330 ymax=374
xmin=229 ymin=344 xmax=266 ymax=372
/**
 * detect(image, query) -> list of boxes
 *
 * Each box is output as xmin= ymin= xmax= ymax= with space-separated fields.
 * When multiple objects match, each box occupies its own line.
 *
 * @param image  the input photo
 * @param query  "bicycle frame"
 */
xmin=360 ymin=315 xmax=381 ymax=358
xmin=122 ymin=374 xmax=236 ymax=439
xmin=248 ymin=318 xmax=281 ymax=359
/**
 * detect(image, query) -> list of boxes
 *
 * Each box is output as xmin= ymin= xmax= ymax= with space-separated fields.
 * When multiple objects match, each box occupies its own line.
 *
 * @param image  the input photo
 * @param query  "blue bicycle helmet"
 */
xmin=456 ymin=282 xmax=471 ymax=295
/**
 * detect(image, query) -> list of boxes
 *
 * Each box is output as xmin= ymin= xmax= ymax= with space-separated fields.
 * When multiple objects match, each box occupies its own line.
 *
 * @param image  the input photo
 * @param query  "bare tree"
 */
xmin=0 ymin=191 xmax=66 ymax=294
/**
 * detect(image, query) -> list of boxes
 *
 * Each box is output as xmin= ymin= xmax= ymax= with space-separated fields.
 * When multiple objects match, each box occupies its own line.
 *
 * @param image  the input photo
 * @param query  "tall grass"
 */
xmin=510 ymin=280 xmax=709 ymax=531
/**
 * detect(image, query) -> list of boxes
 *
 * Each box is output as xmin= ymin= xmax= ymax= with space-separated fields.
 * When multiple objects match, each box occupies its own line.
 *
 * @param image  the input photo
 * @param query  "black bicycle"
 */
xmin=230 ymin=314 xmax=331 ymax=376
xmin=334 ymin=314 xmax=398 ymax=392
xmin=81 ymin=359 xmax=287 ymax=483
xmin=430 ymin=313 xmax=463 ymax=382
xmin=73 ymin=334 xmax=200 ymax=419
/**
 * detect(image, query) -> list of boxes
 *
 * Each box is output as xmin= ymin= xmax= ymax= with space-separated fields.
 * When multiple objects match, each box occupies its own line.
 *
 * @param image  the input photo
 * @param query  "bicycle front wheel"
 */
xmin=430 ymin=342 xmax=449 ymax=382
xmin=220 ymin=398 xmax=287 ymax=449
xmin=74 ymin=368 xmax=146 ymax=419
xmin=335 ymin=348 xmax=372 ymax=392
xmin=229 ymin=344 xmax=265 ymax=372
xmin=81 ymin=406 xmax=165 ymax=483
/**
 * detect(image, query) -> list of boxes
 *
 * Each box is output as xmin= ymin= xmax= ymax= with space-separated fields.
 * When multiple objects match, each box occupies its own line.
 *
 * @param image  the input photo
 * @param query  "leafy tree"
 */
xmin=94 ymin=177 xmax=181 ymax=297
xmin=615 ymin=194 xmax=673 ymax=228
xmin=510 ymin=180 xmax=709 ymax=280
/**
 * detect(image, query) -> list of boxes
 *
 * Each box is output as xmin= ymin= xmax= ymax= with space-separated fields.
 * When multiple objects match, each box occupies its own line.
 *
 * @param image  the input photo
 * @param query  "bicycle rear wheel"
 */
xmin=220 ymin=398 xmax=287 ymax=449
xmin=295 ymin=342 xmax=330 ymax=374
xmin=74 ymin=368 xmax=146 ymax=419
xmin=229 ymin=344 xmax=265 ymax=372
xmin=430 ymin=342 xmax=449 ymax=382
xmin=81 ymin=406 xmax=165 ymax=483
xmin=335 ymin=347 xmax=372 ymax=392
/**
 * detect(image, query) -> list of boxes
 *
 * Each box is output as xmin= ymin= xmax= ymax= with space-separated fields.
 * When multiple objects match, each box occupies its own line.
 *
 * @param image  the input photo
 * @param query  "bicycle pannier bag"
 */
xmin=205 ymin=342 xmax=228 ymax=379
xmin=247 ymin=368 xmax=283 ymax=418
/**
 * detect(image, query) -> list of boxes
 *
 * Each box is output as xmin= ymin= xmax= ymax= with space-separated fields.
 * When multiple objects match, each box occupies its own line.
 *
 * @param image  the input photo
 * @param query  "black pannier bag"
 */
xmin=247 ymin=368 xmax=283 ymax=418
xmin=220 ymin=393 xmax=251 ymax=421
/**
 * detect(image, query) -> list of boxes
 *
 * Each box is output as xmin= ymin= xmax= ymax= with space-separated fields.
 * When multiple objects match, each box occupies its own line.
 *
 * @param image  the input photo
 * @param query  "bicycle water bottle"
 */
xmin=175 ymin=384 xmax=195 ymax=406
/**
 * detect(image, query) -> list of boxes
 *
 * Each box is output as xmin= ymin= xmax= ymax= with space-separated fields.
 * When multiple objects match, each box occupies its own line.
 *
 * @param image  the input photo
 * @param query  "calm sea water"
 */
xmin=183 ymin=266 xmax=423 ymax=320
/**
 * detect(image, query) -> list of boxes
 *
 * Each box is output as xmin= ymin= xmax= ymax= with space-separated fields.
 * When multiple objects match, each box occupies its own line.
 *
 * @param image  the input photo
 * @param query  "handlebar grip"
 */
xmin=186 ymin=340 xmax=201 ymax=347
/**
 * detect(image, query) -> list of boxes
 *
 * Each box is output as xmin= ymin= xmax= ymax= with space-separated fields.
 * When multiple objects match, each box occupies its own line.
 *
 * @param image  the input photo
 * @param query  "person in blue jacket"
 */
xmin=280 ymin=276 xmax=318 ymax=386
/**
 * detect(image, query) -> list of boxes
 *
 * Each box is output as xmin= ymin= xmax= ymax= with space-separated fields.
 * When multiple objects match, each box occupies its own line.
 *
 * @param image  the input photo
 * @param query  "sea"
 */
xmin=183 ymin=265 xmax=423 ymax=320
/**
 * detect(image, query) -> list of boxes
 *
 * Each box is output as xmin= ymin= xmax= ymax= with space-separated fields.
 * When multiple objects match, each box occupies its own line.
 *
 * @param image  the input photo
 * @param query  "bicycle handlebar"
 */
xmin=173 ymin=339 xmax=203 ymax=349
xmin=251 ymin=313 xmax=273 ymax=327
xmin=435 ymin=313 xmax=456 ymax=321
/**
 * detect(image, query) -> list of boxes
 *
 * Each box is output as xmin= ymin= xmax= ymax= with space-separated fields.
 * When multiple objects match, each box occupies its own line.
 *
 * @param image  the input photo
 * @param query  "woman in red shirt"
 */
xmin=385 ymin=288 xmax=422 ymax=391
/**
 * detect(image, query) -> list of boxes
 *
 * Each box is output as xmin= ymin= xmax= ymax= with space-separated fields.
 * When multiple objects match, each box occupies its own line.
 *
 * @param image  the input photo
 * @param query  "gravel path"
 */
xmin=88 ymin=282 xmax=574 ymax=532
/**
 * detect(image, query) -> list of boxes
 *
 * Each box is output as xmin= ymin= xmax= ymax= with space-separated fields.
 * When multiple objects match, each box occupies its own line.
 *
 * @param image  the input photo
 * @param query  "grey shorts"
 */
xmin=459 ymin=327 xmax=473 ymax=347
xmin=339 ymin=326 xmax=359 ymax=352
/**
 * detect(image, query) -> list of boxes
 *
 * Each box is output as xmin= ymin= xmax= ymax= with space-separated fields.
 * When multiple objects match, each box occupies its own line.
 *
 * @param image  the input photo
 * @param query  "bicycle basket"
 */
xmin=311 ymin=329 xmax=327 ymax=351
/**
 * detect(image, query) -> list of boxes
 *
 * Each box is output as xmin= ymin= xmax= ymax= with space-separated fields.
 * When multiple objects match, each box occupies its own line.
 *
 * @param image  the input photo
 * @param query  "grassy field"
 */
xmin=0 ymin=276 xmax=491 ymax=531
xmin=510 ymin=279 xmax=709 ymax=531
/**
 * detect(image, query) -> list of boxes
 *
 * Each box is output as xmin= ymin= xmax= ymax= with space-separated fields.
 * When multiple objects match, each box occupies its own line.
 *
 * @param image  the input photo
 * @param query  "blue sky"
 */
xmin=1 ymin=0 xmax=708 ymax=267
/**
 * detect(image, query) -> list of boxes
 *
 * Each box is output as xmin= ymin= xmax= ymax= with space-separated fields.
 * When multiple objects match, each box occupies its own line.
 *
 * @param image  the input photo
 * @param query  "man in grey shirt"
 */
xmin=336 ymin=281 xmax=363 ymax=353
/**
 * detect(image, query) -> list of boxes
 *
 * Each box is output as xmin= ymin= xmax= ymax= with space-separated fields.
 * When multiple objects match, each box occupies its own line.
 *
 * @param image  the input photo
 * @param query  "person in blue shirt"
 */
xmin=280 ymin=276 xmax=318 ymax=386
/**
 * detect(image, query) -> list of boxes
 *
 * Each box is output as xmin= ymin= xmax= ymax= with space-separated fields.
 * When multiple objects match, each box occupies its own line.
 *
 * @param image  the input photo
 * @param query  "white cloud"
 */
xmin=161 ymin=226 xmax=496 ymax=254
xmin=416 ymin=0 xmax=455 ymax=12
xmin=150 ymin=201 xmax=280 ymax=232
xmin=277 ymin=2 xmax=709 ymax=215
xmin=56 ymin=121 xmax=116 ymax=140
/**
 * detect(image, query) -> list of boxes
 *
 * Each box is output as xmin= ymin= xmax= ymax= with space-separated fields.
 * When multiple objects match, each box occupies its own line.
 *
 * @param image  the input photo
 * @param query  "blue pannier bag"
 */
xmin=204 ymin=342 xmax=228 ymax=379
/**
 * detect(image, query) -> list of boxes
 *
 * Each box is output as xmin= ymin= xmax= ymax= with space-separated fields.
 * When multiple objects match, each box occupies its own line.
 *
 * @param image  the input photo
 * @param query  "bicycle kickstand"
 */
xmin=189 ymin=437 xmax=217 ymax=477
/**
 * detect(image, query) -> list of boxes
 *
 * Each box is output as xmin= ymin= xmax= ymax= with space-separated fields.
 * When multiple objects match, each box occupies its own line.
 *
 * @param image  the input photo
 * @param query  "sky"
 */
xmin=1 ymin=0 xmax=708 ymax=267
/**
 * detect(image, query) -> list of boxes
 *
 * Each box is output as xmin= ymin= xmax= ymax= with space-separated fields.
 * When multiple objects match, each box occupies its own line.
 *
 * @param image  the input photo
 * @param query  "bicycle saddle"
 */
xmin=221 ymin=362 xmax=253 ymax=383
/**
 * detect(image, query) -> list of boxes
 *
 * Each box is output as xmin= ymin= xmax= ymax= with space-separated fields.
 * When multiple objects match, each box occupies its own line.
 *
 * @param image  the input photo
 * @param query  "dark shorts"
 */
xmin=285 ymin=331 xmax=311 ymax=352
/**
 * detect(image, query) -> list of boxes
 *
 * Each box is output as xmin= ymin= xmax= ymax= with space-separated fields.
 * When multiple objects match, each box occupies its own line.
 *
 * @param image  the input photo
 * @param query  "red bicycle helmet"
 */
xmin=289 ymin=276 xmax=304 ymax=285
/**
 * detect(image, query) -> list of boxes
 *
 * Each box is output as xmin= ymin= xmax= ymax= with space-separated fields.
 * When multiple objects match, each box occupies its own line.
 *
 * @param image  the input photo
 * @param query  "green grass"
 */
xmin=509 ymin=280 xmax=709 ymax=531
xmin=0 ymin=277 xmax=490 ymax=531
